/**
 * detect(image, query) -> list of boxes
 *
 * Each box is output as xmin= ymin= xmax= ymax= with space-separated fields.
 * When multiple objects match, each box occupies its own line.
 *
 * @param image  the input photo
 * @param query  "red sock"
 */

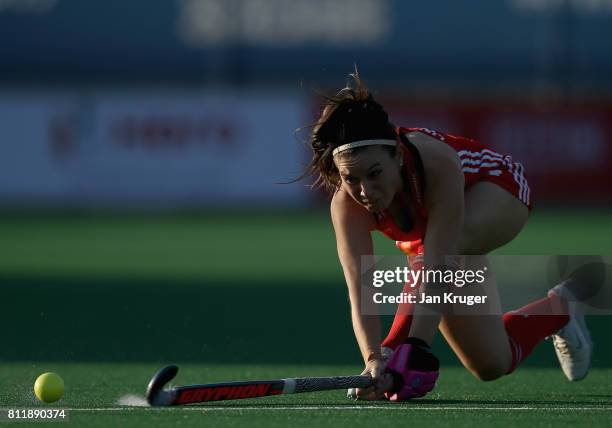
xmin=381 ymin=253 xmax=424 ymax=350
xmin=504 ymin=294 xmax=569 ymax=373
xmin=381 ymin=282 xmax=418 ymax=349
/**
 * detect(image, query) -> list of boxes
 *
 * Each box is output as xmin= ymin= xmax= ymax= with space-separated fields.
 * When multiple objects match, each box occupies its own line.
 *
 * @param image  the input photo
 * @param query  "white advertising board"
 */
xmin=0 ymin=90 xmax=312 ymax=207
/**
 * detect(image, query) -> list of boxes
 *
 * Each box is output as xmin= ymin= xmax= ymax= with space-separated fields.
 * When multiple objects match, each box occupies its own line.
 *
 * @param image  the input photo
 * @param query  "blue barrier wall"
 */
xmin=1 ymin=0 xmax=610 ymax=89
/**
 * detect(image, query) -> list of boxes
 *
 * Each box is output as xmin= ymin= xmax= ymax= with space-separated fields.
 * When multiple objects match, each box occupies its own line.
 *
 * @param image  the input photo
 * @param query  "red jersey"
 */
xmin=374 ymin=127 xmax=531 ymax=244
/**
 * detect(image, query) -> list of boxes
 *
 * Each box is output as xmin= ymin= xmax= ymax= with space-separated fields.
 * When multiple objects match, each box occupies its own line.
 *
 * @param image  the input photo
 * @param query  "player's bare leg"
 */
xmin=439 ymin=181 xmax=587 ymax=380
xmin=438 ymin=263 xmax=513 ymax=380
xmin=457 ymin=181 xmax=529 ymax=255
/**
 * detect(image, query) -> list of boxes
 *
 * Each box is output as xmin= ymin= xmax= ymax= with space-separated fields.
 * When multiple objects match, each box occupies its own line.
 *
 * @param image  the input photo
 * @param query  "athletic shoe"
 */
xmin=549 ymin=281 xmax=593 ymax=381
xmin=346 ymin=346 xmax=393 ymax=400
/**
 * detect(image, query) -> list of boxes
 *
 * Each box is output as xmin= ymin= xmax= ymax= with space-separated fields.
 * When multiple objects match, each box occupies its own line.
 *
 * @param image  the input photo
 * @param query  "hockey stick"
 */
xmin=146 ymin=365 xmax=375 ymax=406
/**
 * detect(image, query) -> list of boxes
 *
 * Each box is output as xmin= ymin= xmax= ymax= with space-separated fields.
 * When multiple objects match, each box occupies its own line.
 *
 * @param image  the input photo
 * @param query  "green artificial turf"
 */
xmin=0 ymin=209 xmax=610 ymax=427
xmin=1 ymin=364 xmax=611 ymax=427
xmin=0 ymin=209 xmax=610 ymax=282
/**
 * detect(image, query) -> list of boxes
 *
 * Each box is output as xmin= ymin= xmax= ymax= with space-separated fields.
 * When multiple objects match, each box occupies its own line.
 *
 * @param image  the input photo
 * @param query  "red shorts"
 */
xmin=458 ymin=147 xmax=532 ymax=210
xmin=404 ymin=128 xmax=532 ymax=210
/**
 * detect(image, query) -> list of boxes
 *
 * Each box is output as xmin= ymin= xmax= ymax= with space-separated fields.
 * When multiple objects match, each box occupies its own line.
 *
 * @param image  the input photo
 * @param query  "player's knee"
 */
xmin=469 ymin=364 xmax=507 ymax=382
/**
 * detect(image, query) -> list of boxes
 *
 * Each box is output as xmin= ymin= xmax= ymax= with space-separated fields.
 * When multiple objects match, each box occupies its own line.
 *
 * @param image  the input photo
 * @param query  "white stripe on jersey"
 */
xmin=462 ymin=164 xmax=501 ymax=173
xmin=461 ymin=160 xmax=500 ymax=168
xmin=457 ymin=149 xmax=504 ymax=160
xmin=513 ymin=162 xmax=530 ymax=204
xmin=514 ymin=163 xmax=524 ymax=202
xmin=461 ymin=151 xmax=495 ymax=172
xmin=459 ymin=150 xmax=503 ymax=174
xmin=458 ymin=148 xmax=530 ymax=205
xmin=460 ymin=156 xmax=501 ymax=166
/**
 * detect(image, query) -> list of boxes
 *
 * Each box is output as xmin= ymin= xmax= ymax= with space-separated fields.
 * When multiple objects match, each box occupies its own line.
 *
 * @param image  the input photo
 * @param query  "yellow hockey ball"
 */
xmin=34 ymin=372 xmax=64 ymax=403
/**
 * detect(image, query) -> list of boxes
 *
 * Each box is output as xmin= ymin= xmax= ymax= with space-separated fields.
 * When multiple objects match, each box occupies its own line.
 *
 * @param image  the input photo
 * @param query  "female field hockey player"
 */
xmin=301 ymin=71 xmax=593 ymax=401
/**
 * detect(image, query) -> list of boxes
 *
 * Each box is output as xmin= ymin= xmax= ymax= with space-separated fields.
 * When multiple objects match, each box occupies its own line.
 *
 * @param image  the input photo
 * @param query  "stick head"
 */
xmin=146 ymin=365 xmax=179 ymax=406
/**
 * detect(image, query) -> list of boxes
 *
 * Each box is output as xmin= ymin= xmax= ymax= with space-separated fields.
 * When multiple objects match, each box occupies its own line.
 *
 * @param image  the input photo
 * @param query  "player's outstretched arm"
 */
xmin=331 ymin=189 xmax=380 ymax=362
xmin=331 ymin=190 xmax=392 ymax=398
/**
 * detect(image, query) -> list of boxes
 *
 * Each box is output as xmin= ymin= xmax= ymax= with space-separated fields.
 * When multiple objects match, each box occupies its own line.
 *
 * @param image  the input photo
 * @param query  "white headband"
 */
xmin=332 ymin=139 xmax=397 ymax=156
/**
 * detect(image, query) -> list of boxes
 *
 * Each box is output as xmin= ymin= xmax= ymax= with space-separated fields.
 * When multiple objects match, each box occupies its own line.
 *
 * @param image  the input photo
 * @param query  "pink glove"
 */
xmin=384 ymin=338 xmax=440 ymax=401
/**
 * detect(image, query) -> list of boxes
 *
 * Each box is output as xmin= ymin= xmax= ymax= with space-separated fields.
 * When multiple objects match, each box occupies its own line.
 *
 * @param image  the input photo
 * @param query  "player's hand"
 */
xmin=356 ymin=358 xmax=394 ymax=400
